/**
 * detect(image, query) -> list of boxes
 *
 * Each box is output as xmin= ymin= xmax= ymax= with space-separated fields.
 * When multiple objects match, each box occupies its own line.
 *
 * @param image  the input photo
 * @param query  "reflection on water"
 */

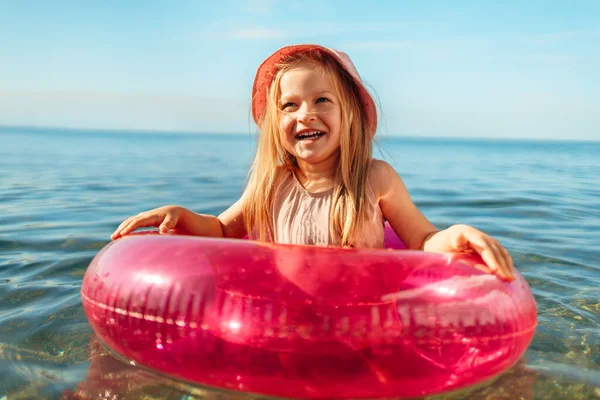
xmin=6 ymin=335 xmax=599 ymax=400
xmin=60 ymin=337 xmax=246 ymax=400
xmin=1 ymin=128 xmax=599 ymax=399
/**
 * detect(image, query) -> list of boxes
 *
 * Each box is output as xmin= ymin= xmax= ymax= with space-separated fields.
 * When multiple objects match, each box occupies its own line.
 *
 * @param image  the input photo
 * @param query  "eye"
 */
xmin=316 ymin=97 xmax=330 ymax=104
xmin=282 ymin=102 xmax=297 ymax=111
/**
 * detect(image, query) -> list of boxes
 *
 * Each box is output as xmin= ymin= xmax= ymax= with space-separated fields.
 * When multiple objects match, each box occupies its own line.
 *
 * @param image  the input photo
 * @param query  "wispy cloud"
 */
xmin=342 ymin=33 xmax=600 ymax=66
xmin=226 ymin=24 xmax=382 ymax=42
xmin=341 ymin=40 xmax=416 ymax=51
xmin=344 ymin=25 xmax=600 ymax=52
xmin=0 ymin=91 xmax=252 ymax=133
xmin=340 ymin=38 xmax=491 ymax=64
xmin=226 ymin=27 xmax=288 ymax=40
xmin=242 ymin=0 xmax=276 ymax=16
xmin=518 ymin=26 xmax=600 ymax=45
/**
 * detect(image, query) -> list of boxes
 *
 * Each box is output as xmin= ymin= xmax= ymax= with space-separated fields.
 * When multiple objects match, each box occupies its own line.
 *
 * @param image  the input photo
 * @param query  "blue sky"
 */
xmin=0 ymin=0 xmax=598 ymax=140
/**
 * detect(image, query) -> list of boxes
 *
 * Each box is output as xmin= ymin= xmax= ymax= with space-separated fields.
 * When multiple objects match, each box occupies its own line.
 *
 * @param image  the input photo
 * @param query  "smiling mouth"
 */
xmin=295 ymin=131 xmax=325 ymax=140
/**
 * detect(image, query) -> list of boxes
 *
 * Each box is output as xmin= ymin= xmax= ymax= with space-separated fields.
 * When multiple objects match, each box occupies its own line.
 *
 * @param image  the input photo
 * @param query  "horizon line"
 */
xmin=1 ymin=123 xmax=598 ymax=144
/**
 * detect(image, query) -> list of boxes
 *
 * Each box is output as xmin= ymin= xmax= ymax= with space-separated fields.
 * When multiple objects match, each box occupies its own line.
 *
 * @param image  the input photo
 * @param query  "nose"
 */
xmin=296 ymin=103 xmax=316 ymax=123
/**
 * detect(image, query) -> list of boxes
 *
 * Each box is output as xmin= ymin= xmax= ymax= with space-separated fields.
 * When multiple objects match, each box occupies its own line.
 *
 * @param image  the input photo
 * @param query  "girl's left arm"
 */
xmin=372 ymin=160 xmax=514 ymax=281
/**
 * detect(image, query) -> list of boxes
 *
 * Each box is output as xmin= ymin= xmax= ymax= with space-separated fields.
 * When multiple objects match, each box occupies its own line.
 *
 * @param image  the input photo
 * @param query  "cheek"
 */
xmin=322 ymin=109 xmax=342 ymax=130
xmin=280 ymin=114 xmax=294 ymax=135
xmin=332 ymin=110 xmax=343 ymax=128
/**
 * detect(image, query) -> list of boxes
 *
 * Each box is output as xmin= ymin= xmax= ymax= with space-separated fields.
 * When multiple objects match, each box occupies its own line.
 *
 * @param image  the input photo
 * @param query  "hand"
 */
xmin=111 ymin=205 xmax=182 ymax=240
xmin=425 ymin=224 xmax=515 ymax=281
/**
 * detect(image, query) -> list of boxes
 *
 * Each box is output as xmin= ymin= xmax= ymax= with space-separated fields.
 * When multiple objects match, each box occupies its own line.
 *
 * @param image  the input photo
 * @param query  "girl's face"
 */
xmin=278 ymin=61 xmax=342 ymax=168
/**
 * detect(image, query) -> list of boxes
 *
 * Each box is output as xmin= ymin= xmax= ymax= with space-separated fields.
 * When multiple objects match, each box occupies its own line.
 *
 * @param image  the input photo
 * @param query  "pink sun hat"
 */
xmin=251 ymin=44 xmax=378 ymax=136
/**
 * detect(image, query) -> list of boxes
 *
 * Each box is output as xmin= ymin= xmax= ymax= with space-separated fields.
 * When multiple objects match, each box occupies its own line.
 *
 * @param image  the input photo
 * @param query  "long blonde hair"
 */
xmin=244 ymin=49 xmax=374 ymax=246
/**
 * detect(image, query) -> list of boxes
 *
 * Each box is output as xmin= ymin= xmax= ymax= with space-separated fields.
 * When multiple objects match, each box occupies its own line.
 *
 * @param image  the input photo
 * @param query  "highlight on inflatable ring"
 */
xmin=81 ymin=225 xmax=537 ymax=399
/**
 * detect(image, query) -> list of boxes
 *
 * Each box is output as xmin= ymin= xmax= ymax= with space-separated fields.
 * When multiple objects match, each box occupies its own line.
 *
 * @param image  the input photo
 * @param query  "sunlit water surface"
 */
xmin=1 ymin=127 xmax=599 ymax=399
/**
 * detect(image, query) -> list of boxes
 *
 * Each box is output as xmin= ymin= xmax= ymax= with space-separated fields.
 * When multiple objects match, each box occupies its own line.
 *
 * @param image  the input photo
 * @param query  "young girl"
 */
xmin=111 ymin=44 xmax=514 ymax=281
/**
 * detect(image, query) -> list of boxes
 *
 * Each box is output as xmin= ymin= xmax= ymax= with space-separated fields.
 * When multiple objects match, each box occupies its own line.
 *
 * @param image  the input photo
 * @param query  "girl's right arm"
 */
xmin=110 ymin=197 xmax=247 ymax=240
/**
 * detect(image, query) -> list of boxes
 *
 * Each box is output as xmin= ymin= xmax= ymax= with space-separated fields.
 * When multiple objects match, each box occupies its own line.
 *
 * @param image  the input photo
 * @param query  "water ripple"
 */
xmin=1 ymin=130 xmax=599 ymax=399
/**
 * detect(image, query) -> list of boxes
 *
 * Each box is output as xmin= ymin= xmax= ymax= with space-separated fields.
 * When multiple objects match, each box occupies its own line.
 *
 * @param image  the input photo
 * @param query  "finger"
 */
xmin=459 ymin=233 xmax=513 ymax=281
xmin=499 ymin=245 xmax=515 ymax=277
xmin=471 ymin=262 xmax=493 ymax=275
xmin=119 ymin=214 xmax=159 ymax=236
xmin=485 ymin=251 xmax=514 ymax=281
xmin=111 ymin=216 xmax=136 ymax=239
xmin=118 ymin=214 xmax=144 ymax=231
xmin=498 ymin=243 xmax=513 ymax=268
xmin=478 ymin=247 xmax=510 ymax=280
xmin=159 ymin=213 xmax=178 ymax=233
xmin=489 ymin=241 xmax=514 ymax=280
xmin=119 ymin=218 xmax=143 ymax=237
xmin=486 ymin=238 xmax=514 ymax=280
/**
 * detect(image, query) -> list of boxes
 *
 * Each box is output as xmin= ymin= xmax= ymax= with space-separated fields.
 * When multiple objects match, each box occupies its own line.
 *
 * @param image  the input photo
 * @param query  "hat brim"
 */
xmin=251 ymin=44 xmax=377 ymax=136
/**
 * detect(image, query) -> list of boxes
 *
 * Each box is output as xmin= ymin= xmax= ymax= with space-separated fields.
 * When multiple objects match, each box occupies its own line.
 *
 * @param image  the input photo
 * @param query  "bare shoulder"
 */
xmin=368 ymin=158 xmax=435 ymax=249
xmin=369 ymin=159 xmax=396 ymax=178
xmin=368 ymin=159 xmax=403 ymax=200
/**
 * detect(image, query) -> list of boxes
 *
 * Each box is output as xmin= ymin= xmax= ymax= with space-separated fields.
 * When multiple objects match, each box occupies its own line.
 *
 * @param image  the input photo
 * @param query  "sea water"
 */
xmin=1 ymin=126 xmax=599 ymax=399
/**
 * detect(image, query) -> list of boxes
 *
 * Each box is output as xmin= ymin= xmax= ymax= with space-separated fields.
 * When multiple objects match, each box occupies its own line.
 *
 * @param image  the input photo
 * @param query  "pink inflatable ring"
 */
xmin=81 ymin=226 xmax=537 ymax=399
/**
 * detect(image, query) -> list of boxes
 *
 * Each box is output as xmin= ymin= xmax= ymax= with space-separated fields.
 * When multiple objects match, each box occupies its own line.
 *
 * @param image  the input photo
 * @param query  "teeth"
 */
xmin=296 ymin=131 xmax=324 ymax=140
